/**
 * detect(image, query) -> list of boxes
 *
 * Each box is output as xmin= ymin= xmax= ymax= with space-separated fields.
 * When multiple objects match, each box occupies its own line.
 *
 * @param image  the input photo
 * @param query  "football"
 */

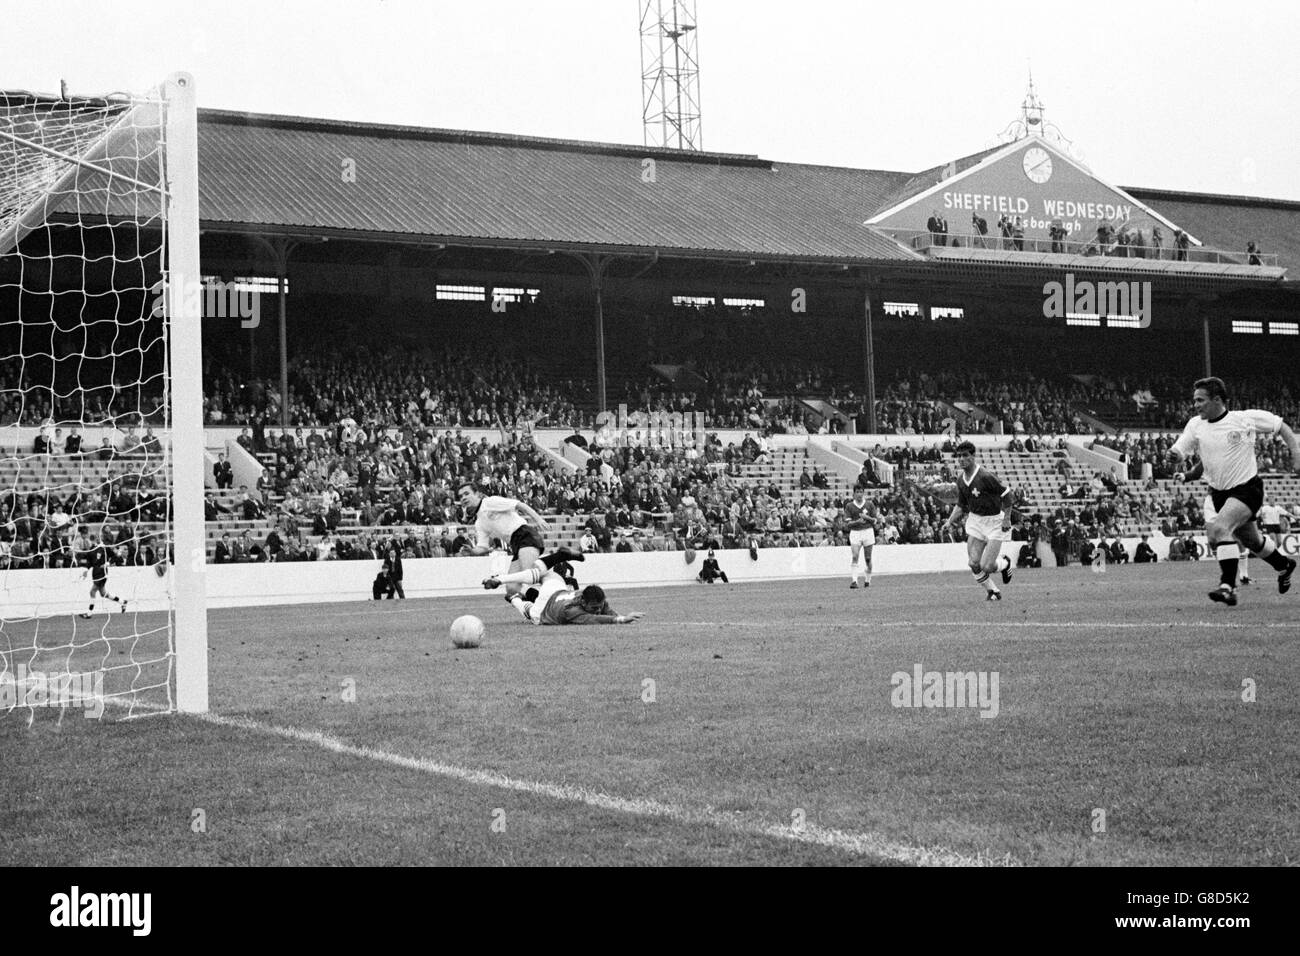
xmin=450 ymin=614 xmax=485 ymax=648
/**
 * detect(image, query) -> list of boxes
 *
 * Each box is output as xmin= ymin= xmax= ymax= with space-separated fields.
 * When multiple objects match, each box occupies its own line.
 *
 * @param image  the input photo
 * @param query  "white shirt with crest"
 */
xmin=1172 ymin=409 xmax=1282 ymax=490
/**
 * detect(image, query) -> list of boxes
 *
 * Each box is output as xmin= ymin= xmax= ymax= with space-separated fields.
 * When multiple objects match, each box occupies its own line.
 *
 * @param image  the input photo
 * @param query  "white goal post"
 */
xmin=164 ymin=74 xmax=208 ymax=714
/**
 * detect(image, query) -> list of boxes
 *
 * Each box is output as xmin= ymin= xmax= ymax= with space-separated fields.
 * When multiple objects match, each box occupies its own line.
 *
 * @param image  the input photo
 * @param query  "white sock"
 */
xmin=497 ymin=565 xmax=543 ymax=585
xmin=508 ymin=594 xmax=534 ymax=621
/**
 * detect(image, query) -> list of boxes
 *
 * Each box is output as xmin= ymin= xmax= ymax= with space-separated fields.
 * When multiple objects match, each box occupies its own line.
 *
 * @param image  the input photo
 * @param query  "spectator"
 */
xmin=697 ymin=549 xmax=729 ymax=584
xmin=241 ymin=530 xmax=262 ymax=563
xmin=926 ymin=210 xmax=948 ymax=246
xmin=239 ymin=486 xmax=265 ymax=521
xmin=372 ymin=565 xmax=390 ymax=600
xmin=1050 ymin=520 xmax=1070 ymax=566
xmin=382 ymin=548 xmax=405 ymax=598
xmin=1016 ymin=540 xmax=1042 ymax=569
xmin=204 ymin=492 xmax=233 ymax=521
xmin=213 ymin=453 xmax=234 ymax=489
xmin=1048 ymin=219 xmax=1066 ymax=253
xmin=265 ymin=527 xmax=283 ymax=562
xmin=141 ymin=426 xmax=162 ymax=459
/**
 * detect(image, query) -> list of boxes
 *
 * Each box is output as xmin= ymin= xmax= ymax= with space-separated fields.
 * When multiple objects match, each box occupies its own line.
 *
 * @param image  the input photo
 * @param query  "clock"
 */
xmin=1022 ymin=146 xmax=1053 ymax=184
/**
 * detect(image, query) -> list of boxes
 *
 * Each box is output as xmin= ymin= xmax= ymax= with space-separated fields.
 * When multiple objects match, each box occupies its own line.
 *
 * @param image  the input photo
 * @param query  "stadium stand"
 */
xmin=7 ymin=107 xmax=1300 ymax=572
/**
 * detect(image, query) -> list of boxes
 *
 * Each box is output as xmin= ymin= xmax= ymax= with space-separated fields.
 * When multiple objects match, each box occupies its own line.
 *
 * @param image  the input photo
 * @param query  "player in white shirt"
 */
xmin=1257 ymin=497 xmax=1284 ymax=546
xmin=1167 ymin=377 xmax=1299 ymax=605
xmin=457 ymin=482 xmax=551 ymax=598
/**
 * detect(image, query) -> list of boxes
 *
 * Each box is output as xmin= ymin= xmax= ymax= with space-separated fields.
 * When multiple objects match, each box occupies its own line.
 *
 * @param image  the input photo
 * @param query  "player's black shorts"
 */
xmin=1210 ymin=475 xmax=1265 ymax=520
xmin=91 ymin=574 xmax=107 ymax=588
xmin=508 ymin=525 xmax=545 ymax=560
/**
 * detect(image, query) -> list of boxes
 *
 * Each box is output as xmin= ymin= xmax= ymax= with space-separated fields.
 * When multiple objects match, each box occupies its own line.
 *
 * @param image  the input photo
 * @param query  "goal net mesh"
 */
xmin=0 ymin=86 xmax=178 ymax=721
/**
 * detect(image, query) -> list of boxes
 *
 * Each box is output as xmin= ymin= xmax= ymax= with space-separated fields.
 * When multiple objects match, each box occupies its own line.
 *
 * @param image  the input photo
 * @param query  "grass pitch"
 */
xmin=3 ymin=560 xmax=1297 ymax=866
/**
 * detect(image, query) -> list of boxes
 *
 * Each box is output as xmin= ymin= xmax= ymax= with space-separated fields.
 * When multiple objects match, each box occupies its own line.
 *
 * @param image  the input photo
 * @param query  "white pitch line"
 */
xmin=195 ymin=710 xmax=1016 ymax=867
xmin=673 ymin=620 xmax=1298 ymax=630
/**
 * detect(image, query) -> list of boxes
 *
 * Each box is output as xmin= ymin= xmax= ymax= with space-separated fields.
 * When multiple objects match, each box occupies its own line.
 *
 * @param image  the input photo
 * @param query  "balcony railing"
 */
xmin=880 ymin=228 xmax=1280 ymax=268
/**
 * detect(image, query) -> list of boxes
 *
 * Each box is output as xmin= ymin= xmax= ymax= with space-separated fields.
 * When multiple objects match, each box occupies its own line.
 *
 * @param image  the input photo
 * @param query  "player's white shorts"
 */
xmin=965 ymin=513 xmax=1008 ymax=543
xmin=527 ymin=571 xmax=571 ymax=626
xmin=849 ymin=528 xmax=876 ymax=547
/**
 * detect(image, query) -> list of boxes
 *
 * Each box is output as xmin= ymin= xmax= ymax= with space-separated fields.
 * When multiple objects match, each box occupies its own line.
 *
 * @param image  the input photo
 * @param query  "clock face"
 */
xmin=1023 ymin=147 xmax=1053 ymax=184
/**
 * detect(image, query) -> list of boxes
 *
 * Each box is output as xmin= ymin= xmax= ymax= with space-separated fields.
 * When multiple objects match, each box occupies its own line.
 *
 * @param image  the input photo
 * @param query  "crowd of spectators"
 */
xmin=0 ymin=472 xmax=169 ymax=571
xmin=10 ymin=334 xmax=1300 ymax=566
xmin=616 ymin=361 xmax=837 ymax=433
xmin=204 ymin=346 xmax=588 ymax=431
xmin=219 ymin=416 xmax=984 ymax=557
xmin=0 ymin=384 xmax=166 ymax=431
xmin=1092 ymin=429 xmax=1294 ymax=479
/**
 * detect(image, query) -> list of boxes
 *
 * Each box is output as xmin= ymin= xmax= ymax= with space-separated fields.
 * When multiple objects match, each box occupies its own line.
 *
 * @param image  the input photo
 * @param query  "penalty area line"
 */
xmin=194 ymin=710 xmax=1015 ymax=867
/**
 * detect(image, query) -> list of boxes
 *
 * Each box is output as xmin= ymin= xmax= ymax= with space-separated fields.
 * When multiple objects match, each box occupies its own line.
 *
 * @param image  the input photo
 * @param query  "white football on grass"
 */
xmin=450 ymin=614 xmax=484 ymax=648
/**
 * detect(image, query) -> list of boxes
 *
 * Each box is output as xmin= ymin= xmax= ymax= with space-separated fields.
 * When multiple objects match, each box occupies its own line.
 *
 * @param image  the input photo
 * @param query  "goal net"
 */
xmin=0 ymin=75 xmax=206 ymax=721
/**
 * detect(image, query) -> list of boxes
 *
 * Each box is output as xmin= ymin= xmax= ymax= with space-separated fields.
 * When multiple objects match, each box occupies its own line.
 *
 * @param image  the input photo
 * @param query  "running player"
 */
xmin=458 ymin=483 xmax=551 ymax=596
xmin=844 ymin=488 xmax=876 ymax=589
xmin=481 ymin=546 xmax=585 ymax=593
xmin=80 ymin=540 xmax=127 ymax=618
xmin=946 ymin=441 xmax=1014 ymax=601
xmin=1167 ymin=376 xmax=1299 ymax=605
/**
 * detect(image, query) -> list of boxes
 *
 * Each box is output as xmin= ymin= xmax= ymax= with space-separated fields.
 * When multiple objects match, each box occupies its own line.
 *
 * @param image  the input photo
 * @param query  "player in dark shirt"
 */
xmin=946 ymin=441 xmax=1014 ymax=601
xmin=493 ymin=574 xmax=642 ymax=626
xmin=536 ymin=583 xmax=643 ymax=626
xmin=80 ymin=543 xmax=127 ymax=617
xmin=483 ymin=549 xmax=642 ymax=625
xmin=843 ymin=489 xmax=877 ymax=589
